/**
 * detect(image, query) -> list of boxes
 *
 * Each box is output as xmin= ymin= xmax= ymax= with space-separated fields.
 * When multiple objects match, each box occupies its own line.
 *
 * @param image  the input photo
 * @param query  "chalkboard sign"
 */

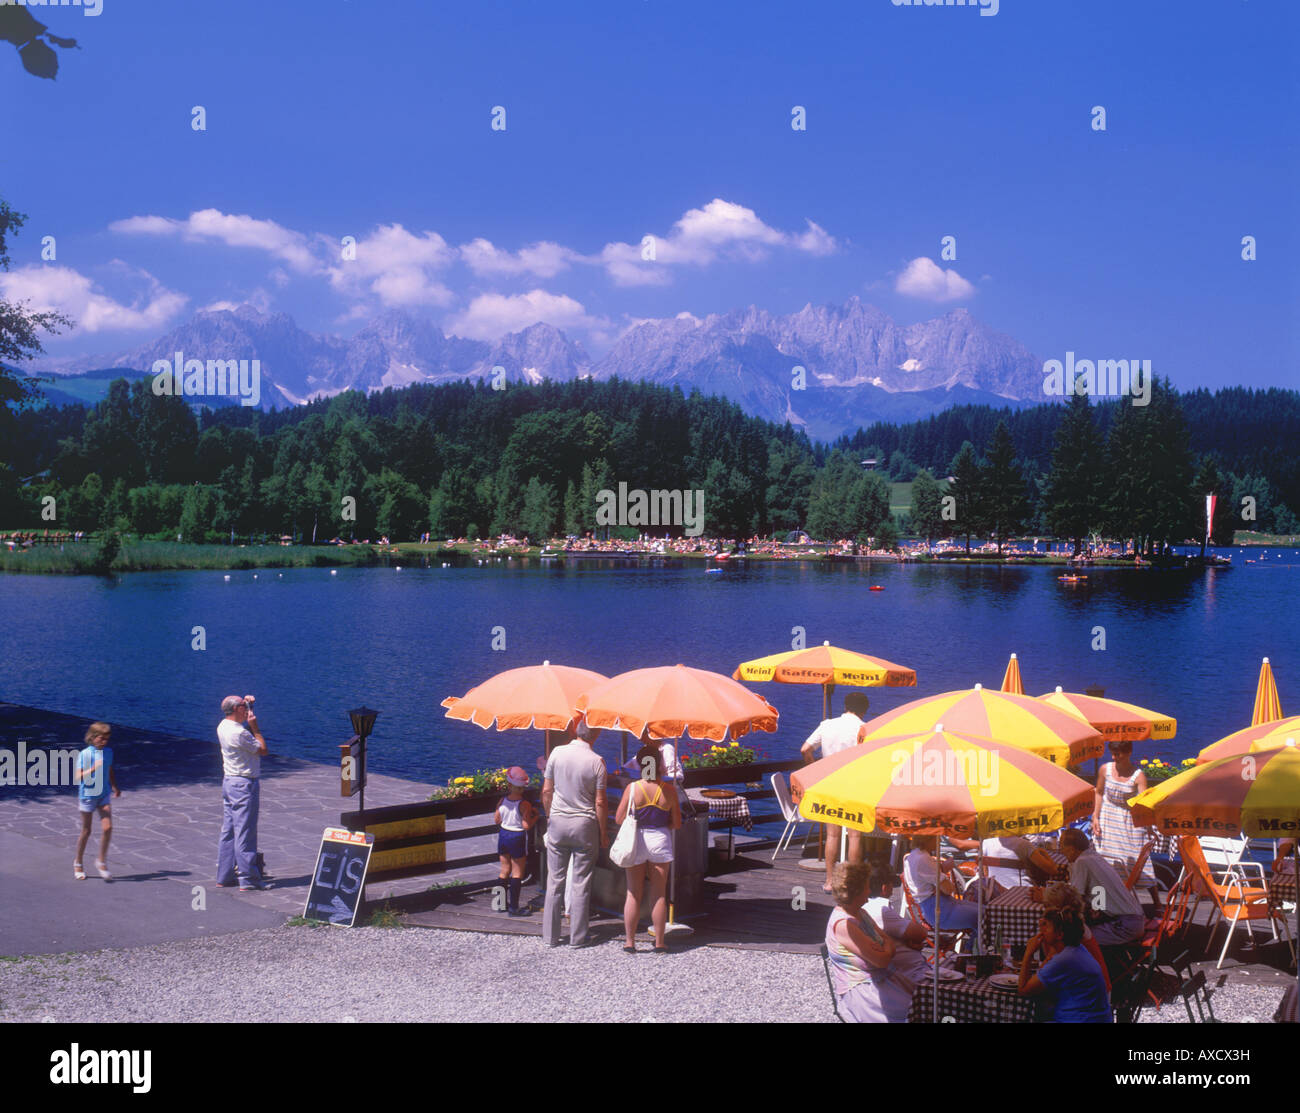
xmin=303 ymin=826 xmax=374 ymax=926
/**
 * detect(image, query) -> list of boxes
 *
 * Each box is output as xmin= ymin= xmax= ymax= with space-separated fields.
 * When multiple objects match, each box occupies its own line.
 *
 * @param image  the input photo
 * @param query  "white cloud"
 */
xmin=326 ymin=223 xmax=455 ymax=308
xmin=459 ymin=238 xmax=580 ymax=278
xmin=0 ymin=265 xmax=188 ymax=333
xmin=895 ymin=257 xmax=976 ymax=302
xmin=444 ymin=289 xmax=601 ymax=341
xmin=110 ymin=209 xmax=319 ymax=274
xmin=598 ymin=199 xmax=839 ymax=286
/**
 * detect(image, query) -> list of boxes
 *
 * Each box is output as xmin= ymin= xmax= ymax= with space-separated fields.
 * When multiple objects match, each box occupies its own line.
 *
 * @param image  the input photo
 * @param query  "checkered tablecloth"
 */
xmin=1269 ymin=872 xmax=1297 ymax=911
xmin=687 ymin=790 xmax=752 ymax=831
xmin=981 ymin=887 xmax=1046 ymax=953
xmin=908 ymin=975 xmax=1038 ymax=1024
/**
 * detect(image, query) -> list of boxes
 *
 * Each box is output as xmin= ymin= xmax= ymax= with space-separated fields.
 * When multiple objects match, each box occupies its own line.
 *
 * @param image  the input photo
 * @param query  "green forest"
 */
xmin=1 ymin=373 xmax=1296 ymax=554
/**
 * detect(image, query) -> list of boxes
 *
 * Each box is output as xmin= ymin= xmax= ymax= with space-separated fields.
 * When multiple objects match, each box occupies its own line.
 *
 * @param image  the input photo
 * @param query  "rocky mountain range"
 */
xmin=35 ymin=297 xmax=1044 ymax=440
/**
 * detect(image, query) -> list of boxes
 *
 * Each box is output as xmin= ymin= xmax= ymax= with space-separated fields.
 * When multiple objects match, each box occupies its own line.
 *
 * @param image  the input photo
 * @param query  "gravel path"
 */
xmin=0 ymin=924 xmax=834 ymax=1023
xmin=1 ymin=923 xmax=1289 ymax=1023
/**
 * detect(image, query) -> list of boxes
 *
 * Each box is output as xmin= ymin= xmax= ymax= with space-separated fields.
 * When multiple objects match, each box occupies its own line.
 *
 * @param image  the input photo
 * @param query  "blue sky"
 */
xmin=3 ymin=0 xmax=1296 ymax=388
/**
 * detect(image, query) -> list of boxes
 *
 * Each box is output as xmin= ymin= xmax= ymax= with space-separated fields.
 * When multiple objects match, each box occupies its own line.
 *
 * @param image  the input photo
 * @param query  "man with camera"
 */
xmin=216 ymin=694 xmax=270 ymax=892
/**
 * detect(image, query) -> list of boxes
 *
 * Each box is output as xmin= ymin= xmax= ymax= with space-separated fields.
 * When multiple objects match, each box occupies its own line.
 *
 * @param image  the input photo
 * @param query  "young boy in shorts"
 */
xmin=74 ymin=722 xmax=120 ymax=880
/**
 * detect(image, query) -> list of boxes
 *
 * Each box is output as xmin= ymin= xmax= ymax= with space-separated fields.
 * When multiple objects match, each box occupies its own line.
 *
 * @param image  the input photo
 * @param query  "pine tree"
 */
xmin=1044 ymin=393 xmax=1104 ymax=554
xmin=910 ymin=469 xmax=945 ymax=543
xmin=982 ymin=420 xmax=1030 ymax=554
xmin=947 ymin=442 xmax=986 ymax=553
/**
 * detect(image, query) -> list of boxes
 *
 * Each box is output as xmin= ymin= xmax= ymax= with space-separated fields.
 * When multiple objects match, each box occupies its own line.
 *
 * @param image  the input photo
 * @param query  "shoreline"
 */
xmin=0 ymin=537 xmax=1270 ymax=576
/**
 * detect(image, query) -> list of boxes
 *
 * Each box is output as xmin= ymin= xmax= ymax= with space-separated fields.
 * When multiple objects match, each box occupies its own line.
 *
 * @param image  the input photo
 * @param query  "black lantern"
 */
xmin=347 ymin=707 xmax=379 ymax=824
xmin=349 ymin=706 xmax=379 ymax=740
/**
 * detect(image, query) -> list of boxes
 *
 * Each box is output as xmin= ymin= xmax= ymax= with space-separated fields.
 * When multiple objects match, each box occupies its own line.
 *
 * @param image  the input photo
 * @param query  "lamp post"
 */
xmin=348 ymin=706 xmax=379 ymax=825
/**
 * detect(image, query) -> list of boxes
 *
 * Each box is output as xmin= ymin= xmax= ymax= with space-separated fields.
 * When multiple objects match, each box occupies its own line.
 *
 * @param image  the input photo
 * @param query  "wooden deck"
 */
xmin=398 ymin=841 xmax=837 ymax=952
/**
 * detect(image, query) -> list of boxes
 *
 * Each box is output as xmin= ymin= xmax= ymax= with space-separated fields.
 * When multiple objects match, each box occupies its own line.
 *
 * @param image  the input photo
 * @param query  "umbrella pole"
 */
xmin=933 ymin=870 xmax=942 ymax=1023
xmin=824 ymin=681 xmax=835 ymax=721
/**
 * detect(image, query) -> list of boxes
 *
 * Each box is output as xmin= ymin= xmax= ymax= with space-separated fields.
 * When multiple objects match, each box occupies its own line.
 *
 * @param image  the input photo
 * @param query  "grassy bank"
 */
xmin=1233 ymin=531 xmax=1300 ymax=546
xmin=0 ymin=541 xmax=382 ymax=575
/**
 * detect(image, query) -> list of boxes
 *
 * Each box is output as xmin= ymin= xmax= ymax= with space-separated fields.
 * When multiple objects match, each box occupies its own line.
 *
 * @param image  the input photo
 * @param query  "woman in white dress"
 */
xmin=1092 ymin=740 xmax=1155 ymax=886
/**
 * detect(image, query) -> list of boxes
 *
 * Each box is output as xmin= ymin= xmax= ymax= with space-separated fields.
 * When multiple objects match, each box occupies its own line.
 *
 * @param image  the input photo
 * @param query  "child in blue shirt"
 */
xmin=74 ymin=722 xmax=120 ymax=880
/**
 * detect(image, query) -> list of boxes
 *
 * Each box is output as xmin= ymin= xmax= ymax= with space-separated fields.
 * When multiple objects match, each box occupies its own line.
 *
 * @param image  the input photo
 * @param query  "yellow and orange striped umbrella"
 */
xmin=576 ymin=663 xmax=779 ymax=742
xmin=1037 ymin=687 xmax=1176 ymax=744
xmin=734 ymin=641 xmax=915 ymax=719
xmin=1000 ymin=653 xmax=1024 ymax=695
xmin=1130 ymin=744 xmax=1300 ymax=837
xmin=858 ymin=684 xmax=1105 ymax=766
xmin=1196 ymin=716 xmax=1300 ymax=764
xmin=791 ymin=725 xmax=1094 ymax=838
xmin=1252 ymin=657 xmax=1284 ymax=726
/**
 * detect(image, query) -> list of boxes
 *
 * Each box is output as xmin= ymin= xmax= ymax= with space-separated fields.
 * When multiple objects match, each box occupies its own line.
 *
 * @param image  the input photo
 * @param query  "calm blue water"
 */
xmin=0 ymin=550 xmax=1295 ymax=787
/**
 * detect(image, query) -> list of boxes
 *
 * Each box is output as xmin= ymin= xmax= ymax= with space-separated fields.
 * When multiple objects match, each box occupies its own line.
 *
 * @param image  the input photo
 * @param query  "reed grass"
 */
xmin=0 ymin=541 xmax=381 ymax=575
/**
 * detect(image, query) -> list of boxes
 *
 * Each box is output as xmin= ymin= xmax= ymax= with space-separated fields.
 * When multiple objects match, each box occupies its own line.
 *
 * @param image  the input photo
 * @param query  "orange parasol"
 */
xmin=1000 ymin=653 xmax=1024 ymax=695
xmin=1252 ymin=657 xmax=1284 ymax=726
xmin=575 ymin=663 xmax=778 ymax=742
xmin=442 ymin=661 xmax=608 ymax=752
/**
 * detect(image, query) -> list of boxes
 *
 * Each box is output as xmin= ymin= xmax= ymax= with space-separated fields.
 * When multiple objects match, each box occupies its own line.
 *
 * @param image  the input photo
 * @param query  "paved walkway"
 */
xmin=0 ymin=702 xmax=485 ymax=955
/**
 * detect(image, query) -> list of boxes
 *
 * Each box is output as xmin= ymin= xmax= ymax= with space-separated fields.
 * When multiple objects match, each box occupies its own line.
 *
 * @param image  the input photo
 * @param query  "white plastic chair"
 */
xmin=770 ymin=773 xmax=813 ymax=862
xmin=1199 ymin=835 xmax=1266 ymax=885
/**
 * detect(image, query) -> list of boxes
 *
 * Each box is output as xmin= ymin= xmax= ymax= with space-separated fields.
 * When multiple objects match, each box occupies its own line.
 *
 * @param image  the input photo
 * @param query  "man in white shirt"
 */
xmin=216 ymin=694 xmax=269 ymax=891
xmin=801 ymin=692 xmax=870 ymax=892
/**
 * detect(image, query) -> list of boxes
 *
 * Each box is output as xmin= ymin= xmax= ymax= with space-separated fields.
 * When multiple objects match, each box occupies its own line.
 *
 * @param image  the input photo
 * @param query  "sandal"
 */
xmin=95 ymin=860 xmax=112 ymax=880
xmin=74 ymin=863 xmax=86 ymax=880
xmin=623 ymin=945 xmax=637 ymax=954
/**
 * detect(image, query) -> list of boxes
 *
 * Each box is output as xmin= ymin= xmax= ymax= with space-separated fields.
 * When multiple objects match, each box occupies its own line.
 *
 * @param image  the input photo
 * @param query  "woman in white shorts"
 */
xmin=614 ymin=745 xmax=682 ymax=953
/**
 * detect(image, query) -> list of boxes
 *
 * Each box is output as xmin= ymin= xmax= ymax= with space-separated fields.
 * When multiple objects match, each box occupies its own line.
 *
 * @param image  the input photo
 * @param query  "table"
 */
xmin=908 ymin=973 xmax=1039 ymax=1024
xmin=981 ymin=886 xmax=1046 ymax=954
xmin=687 ymin=789 xmax=752 ymax=855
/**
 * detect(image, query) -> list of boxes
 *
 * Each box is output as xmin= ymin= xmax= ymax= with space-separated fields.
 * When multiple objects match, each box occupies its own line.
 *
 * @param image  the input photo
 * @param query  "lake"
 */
xmin=1 ymin=550 xmax=1295 ymax=789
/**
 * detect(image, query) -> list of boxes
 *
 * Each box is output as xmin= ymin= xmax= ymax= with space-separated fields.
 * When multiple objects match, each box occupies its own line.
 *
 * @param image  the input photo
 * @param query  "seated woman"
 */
xmin=1018 ymin=907 xmax=1112 ymax=1022
xmin=825 ymin=862 xmax=923 ymax=1023
xmin=1040 ymin=882 xmax=1111 ymax=992
xmin=904 ymin=835 xmax=979 ymax=934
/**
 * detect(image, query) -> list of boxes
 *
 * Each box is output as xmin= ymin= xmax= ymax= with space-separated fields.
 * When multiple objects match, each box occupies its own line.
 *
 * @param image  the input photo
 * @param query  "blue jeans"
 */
xmin=921 ymin=894 xmax=979 ymax=933
xmin=217 ymin=776 xmax=261 ymax=885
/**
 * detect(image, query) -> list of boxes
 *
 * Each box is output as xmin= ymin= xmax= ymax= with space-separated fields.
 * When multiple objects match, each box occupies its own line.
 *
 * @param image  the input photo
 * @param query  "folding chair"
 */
xmin=1177 ymin=967 xmax=1226 ymax=1023
xmin=770 ymin=773 xmax=815 ymax=862
xmin=901 ymin=873 xmax=968 ymax=956
xmin=1178 ymin=836 xmax=1295 ymax=969
xmin=821 ymin=943 xmax=846 ymax=1023
xmin=1200 ymin=835 xmax=1266 ymax=886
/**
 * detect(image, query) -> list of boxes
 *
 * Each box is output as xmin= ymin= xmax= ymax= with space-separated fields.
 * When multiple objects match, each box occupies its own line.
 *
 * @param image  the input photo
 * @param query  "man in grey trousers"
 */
xmin=541 ymin=721 xmax=608 ymax=946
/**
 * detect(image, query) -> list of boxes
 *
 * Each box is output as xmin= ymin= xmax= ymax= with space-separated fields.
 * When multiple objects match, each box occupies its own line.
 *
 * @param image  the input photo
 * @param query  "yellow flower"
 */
xmin=729 ymin=741 xmax=738 ymax=747
xmin=1139 ymin=760 xmax=1148 ymax=765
